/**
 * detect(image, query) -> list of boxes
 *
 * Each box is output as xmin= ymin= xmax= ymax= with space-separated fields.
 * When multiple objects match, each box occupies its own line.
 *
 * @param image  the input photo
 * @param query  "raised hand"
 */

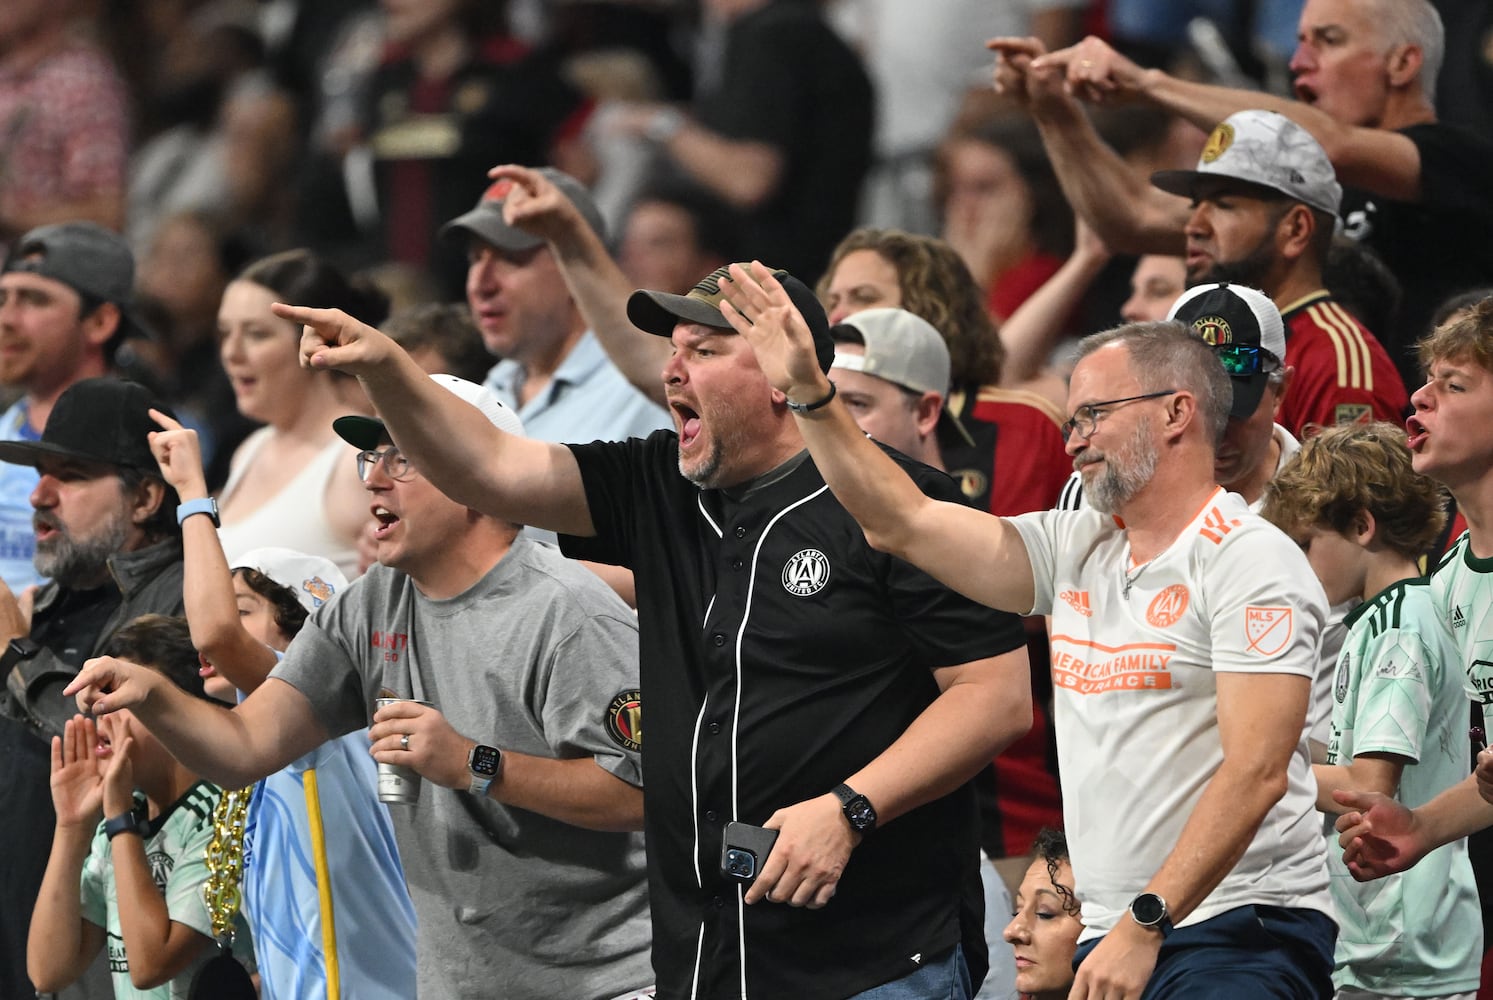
xmin=487 ymin=164 xmax=588 ymax=247
xmin=64 ymin=656 xmax=166 ymax=717
xmin=1032 ymin=35 xmax=1150 ymax=105
xmin=50 ymin=716 xmax=105 ymax=830
xmin=718 ymin=262 xmax=827 ymax=402
xmin=988 ymin=36 xmax=1083 ymax=117
xmin=277 ymin=302 xmax=397 ymax=377
xmin=146 ymin=409 xmax=208 ymax=499
xmin=988 ymin=36 xmax=1046 ymax=105
xmin=100 ymin=730 xmax=137 ymax=819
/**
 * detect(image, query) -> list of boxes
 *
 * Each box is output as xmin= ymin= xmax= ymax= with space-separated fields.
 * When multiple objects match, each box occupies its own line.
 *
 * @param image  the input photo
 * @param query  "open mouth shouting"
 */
xmin=1405 ymin=414 xmax=1429 ymax=451
xmin=670 ymin=399 xmax=703 ymax=450
xmin=372 ymin=504 xmax=401 ymax=541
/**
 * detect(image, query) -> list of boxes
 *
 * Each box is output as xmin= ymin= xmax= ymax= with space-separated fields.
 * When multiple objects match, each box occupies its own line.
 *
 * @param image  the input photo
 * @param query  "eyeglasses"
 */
xmin=1061 ymin=390 xmax=1177 ymax=441
xmin=356 ymin=447 xmax=414 ymax=482
xmin=1213 ymin=344 xmax=1281 ymax=377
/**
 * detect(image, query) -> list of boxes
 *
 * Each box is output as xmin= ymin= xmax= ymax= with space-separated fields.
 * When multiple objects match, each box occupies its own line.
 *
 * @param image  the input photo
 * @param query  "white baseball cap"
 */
xmin=333 ymin=373 xmax=525 ymax=449
xmin=231 ymin=547 xmax=348 ymax=613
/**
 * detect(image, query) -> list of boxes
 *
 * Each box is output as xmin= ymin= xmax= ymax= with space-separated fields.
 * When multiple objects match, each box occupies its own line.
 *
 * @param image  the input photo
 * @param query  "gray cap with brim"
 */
xmin=438 ymin=168 xmax=606 ymax=253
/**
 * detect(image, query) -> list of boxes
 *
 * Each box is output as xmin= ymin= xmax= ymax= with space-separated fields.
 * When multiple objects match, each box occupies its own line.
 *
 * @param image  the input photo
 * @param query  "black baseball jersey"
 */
xmin=562 ymin=430 xmax=1026 ymax=999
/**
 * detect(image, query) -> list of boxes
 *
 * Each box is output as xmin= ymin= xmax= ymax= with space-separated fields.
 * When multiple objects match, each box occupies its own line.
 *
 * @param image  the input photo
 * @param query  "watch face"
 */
xmin=1131 ymin=893 xmax=1166 ymax=925
xmin=470 ymin=745 xmax=501 ymax=777
xmin=846 ymin=797 xmax=876 ymax=830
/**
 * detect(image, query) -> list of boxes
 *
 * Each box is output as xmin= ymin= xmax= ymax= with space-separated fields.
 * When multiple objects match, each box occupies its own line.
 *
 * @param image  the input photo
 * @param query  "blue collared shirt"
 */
xmin=484 ymin=330 xmax=670 ymax=447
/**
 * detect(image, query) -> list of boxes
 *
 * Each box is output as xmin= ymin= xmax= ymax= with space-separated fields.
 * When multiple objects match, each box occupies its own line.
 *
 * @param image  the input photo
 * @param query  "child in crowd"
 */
xmin=1263 ymin=423 xmax=1482 ymax=998
xmin=1003 ymin=828 xmax=1083 ymax=1000
xmin=148 ymin=408 xmax=416 ymax=1000
xmin=27 ymin=615 xmax=236 ymax=999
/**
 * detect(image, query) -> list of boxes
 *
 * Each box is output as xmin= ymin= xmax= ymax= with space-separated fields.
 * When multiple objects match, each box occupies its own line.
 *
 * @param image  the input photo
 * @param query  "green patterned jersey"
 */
xmin=1325 ymin=578 xmax=1482 ymax=993
xmin=80 ymin=782 xmax=229 ymax=1000
xmin=1431 ymin=531 xmax=1493 ymax=705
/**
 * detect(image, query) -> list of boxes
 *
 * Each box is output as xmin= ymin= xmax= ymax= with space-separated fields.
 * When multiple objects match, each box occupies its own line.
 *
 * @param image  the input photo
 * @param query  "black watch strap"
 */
xmin=831 ymin=782 xmax=877 ymax=834
xmin=105 ymin=810 xmax=142 ymax=840
xmin=0 ymin=636 xmax=40 ymax=675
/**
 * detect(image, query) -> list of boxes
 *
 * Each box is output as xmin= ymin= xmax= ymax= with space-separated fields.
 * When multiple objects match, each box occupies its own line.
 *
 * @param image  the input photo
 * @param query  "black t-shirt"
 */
xmin=562 ymin=431 xmax=1025 ymax=999
xmin=1341 ymin=121 xmax=1493 ymax=385
xmin=693 ymin=0 xmax=874 ymax=285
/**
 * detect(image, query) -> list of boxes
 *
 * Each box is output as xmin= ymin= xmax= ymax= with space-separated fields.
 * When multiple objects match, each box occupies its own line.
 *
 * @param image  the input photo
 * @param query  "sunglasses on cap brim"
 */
xmin=1214 ymin=344 xmax=1280 ymax=376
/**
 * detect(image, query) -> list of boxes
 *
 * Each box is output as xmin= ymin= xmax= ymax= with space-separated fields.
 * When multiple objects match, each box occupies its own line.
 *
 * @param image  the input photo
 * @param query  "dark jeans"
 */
xmin=852 ymin=945 xmax=973 ymax=1000
xmin=1074 ymin=904 xmax=1337 ymax=999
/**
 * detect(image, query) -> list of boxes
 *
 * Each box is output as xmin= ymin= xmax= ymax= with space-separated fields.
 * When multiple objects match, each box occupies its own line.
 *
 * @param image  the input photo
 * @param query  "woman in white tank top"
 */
xmin=214 ymin=250 xmax=387 ymax=579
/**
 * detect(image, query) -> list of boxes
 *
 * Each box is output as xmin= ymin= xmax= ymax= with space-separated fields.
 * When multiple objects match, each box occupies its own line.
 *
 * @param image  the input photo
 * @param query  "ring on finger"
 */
xmin=400 ymin=733 xmax=411 ymax=751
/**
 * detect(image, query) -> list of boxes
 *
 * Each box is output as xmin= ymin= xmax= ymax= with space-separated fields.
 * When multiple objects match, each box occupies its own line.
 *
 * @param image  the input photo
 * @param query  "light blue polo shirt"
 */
xmin=483 ymin=330 xmax=670 ymax=447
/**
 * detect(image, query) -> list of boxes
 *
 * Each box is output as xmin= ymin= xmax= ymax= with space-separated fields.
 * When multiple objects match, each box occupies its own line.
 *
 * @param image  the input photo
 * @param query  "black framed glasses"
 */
xmin=1061 ymin=390 xmax=1178 ymax=441
xmin=1214 ymin=344 xmax=1281 ymax=377
xmin=356 ymin=447 xmax=414 ymax=483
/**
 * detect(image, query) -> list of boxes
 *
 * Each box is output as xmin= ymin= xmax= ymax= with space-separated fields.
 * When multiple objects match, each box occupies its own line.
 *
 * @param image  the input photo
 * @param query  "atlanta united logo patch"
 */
xmin=606 ymin=690 xmax=642 ymax=751
xmin=782 ymin=548 xmax=831 ymax=597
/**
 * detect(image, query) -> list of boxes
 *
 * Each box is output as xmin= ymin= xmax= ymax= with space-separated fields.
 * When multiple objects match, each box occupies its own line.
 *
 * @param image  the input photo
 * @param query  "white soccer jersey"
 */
xmin=1012 ymin=488 xmax=1334 ymax=939
xmin=1325 ymin=579 xmax=1481 ymax=994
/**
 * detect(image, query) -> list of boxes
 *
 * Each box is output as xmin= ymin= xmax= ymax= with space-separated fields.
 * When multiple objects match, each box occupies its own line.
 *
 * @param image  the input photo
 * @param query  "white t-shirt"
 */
xmin=1012 ymin=488 xmax=1334 ymax=939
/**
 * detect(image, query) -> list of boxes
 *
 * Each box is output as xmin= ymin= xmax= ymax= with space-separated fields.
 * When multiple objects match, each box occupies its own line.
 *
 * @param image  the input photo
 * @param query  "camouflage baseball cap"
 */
xmin=628 ymin=264 xmax=836 ymax=374
xmin=1151 ymin=109 xmax=1342 ymax=216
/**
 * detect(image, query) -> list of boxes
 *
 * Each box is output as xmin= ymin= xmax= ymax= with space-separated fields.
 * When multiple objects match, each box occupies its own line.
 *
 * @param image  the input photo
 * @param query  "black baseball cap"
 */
xmin=0 ymin=378 xmax=171 ymax=473
xmin=1166 ymin=282 xmax=1287 ymax=420
xmin=628 ymin=264 xmax=835 ymax=374
xmin=1 ymin=222 xmax=151 ymax=345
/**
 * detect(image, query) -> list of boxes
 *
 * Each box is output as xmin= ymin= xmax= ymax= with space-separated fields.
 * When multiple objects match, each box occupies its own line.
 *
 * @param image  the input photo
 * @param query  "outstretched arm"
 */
xmin=64 ymin=658 xmax=326 ymax=789
xmin=718 ymin=262 xmax=1038 ymax=614
xmin=281 ymin=302 xmax=595 ymax=536
xmin=147 ymin=411 xmax=277 ymax=690
xmin=1035 ymin=35 xmax=1426 ymax=200
xmin=488 ymin=164 xmax=670 ymax=407
xmin=990 ymin=37 xmax=1188 ymax=256
xmin=1336 ymin=767 xmax=1493 ymax=880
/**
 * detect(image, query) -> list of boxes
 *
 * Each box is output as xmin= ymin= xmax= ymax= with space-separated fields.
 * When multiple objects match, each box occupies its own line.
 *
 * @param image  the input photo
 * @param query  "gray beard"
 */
xmin=34 ymin=512 xmax=131 ymax=589
xmin=1083 ymin=417 xmax=1160 ymax=514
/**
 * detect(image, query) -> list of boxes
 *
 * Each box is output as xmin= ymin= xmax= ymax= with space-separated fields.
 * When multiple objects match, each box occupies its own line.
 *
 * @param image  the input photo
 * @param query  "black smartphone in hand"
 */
xmin=720 ymin=821 xmax=779 ymax=884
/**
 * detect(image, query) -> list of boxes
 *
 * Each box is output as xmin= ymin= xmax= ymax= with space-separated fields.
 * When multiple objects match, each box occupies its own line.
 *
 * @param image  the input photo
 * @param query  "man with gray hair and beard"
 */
xmin=0 ymin=377 xmax=183 ymax=1000
xmin=724 ymin=261 xmax=1338 ymax=998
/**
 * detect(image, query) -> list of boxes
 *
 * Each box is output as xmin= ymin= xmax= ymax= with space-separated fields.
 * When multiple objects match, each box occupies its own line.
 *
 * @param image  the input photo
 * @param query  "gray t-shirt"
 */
xmin=270 ymin=536 xmax=651 ymax=1000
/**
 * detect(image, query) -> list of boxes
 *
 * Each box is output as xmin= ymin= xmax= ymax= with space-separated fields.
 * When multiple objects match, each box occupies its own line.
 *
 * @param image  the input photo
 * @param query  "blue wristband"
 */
xmin=177 ymin=496 xmax=220 ymax=527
